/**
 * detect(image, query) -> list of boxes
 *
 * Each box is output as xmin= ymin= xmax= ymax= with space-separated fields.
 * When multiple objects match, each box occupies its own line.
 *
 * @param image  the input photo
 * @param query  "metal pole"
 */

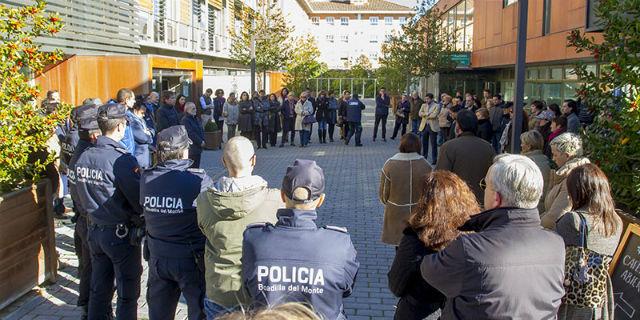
xmin=250 ymin=37 xmax=256 ymax=93
xmin=511 ymin=0 xmax=528 ymax=154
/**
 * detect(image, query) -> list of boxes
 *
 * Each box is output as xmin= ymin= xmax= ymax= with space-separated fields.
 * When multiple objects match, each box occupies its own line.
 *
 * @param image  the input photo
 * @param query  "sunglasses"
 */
xmin=479 ymin=177 xmax=487 ymax=190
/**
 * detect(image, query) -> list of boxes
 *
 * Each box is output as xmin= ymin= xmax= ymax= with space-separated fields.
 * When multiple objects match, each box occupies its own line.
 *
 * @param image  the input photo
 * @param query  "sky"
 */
xmin=389 ymin=0 xmax=421 ymax=9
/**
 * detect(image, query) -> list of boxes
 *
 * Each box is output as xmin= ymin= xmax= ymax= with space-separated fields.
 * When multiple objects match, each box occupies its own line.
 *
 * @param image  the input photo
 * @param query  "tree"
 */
xmin=284 ymin=34 xmax=328 ymax=94
xmin=379 ymin=0 xmax=457 ymax=94
xmin=229 ymin=0 xmax=293 ymax=90
xmin=349 ymin=55 xmax=373 ymax=79
xmin=0 ymin=0 xmax=71 ymax=192
xmin=567 ymin=0 xmax=640 ymax=215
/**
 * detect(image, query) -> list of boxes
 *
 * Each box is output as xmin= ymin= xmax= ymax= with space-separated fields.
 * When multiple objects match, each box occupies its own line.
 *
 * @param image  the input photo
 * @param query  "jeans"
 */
xmin=299 ymin=129 xmax=310 ymax=146
xmin=203 ymin=298 xmax=238 ymax=320
xmin=411 ymin=119 xmax=420 ymax=134
xmin=392 ymin=120 xmax=407 ymax=139
xmin=373 ymin=114 xmax=388 ymax=139
xmin=346 ymin=122 xmax=362 ymax=145
xmin=422 ymin=126 xmax=438 ymax=164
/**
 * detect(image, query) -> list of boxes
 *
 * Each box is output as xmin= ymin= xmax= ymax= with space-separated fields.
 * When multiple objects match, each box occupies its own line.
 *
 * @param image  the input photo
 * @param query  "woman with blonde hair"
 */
xmin=218 ymin=302 xmax=321 ymax=320
xmin=388 ymin=171 xmax=480 ymax=320
xmin=520 ymin=130 xmax=551 ymax=212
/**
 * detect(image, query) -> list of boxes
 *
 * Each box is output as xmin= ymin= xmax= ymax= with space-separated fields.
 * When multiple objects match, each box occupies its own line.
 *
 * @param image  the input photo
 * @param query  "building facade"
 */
xmin=281 ymin=0 xmax=414 ymax=69
xmin=426 ymin=0 xmax=602 ymax=105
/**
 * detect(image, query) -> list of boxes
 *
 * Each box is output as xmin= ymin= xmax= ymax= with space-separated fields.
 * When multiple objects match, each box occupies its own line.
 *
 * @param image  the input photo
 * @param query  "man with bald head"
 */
xmin=196 ymin=136 xmax=282 ymax=319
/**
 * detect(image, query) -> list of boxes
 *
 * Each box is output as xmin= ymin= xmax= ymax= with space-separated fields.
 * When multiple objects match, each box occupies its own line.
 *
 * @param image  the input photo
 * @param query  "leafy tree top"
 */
xmin=284 ymin=34 xmax=327 ymax=94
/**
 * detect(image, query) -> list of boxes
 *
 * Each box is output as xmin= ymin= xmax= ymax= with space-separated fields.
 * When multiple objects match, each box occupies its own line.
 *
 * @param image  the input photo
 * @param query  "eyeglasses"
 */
xmin=479 ymin=177 xmax=486 ymax=190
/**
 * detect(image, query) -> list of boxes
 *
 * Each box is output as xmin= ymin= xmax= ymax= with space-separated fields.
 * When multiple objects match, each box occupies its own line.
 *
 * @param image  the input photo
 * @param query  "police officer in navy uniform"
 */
xmin=345 ymin=93 xmax=365 ymax=147
xmin=73 ymin=102 xmax=143 ymax=320
xmin=140 ymin=125 xmax=213 ymax=320
xmin=67 ymin=103 xmax=104 ymax=320
xmin=242 ymin=159 xmax=359 ymax=320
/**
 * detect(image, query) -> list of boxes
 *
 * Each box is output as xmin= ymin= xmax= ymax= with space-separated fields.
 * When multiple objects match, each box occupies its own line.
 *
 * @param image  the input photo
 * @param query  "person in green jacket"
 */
xmin=196 ymin=136 xmax=283 ymax=319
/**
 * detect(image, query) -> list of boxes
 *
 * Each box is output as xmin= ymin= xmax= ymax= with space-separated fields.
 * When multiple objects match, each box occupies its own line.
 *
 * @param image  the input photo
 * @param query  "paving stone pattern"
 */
xmin=1 ymin=99 xmax=405 ymax=320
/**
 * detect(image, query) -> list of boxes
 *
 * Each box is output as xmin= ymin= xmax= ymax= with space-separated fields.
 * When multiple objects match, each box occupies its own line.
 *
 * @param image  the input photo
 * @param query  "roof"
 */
xmin=304 ymin=0 xmax=413 ymax=13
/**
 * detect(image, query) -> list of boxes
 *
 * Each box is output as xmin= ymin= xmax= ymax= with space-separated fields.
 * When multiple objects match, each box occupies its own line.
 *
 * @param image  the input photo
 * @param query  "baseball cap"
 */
xmin=535 ymin=110 xmax=555 ymax=121
xmin=282 ymin=159 xmax=325 ymax=202
xmin=157 ymin=125 xmax=192 ymax=151
xmin=77 ymin=104 xmax=99 ymax=130
xmin=98 ymin=102 xmax=127 ymax=120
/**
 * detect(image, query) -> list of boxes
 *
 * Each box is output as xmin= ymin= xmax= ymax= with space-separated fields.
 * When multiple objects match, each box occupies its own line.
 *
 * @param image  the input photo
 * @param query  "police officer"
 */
xmin=140 ymin=125 xmax=213 ymax=320
xmin=67 ymin=103 xmax=103 ymax=320
xmin=73 ymin=102 xmax=143 ymax=320
xmin=345 ymin=93 xmax=365 ymax=147
xmin=242 ymin=159 xmax=359 ymax=320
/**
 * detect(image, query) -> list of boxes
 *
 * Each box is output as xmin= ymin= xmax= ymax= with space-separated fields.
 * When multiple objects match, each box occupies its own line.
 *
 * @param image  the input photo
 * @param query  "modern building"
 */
xmin=424 ymin=0 xmax=602 ymax=105
xmin=280 ymin=0 xmax=414 ymax=69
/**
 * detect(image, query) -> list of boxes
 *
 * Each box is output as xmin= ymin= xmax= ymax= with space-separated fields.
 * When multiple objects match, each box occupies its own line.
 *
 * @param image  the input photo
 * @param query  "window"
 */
xmin=399 ymin=17 xmax=407 ymax=24
xmin=542 ymin=0 xmax=551 ymax=35
xmin=384 ymin=17 xmax=393 ymax=25
xmin=326 ymin=17 xmax=334 ymax=25
xmin=369 ymin=17 xmax=379 ymax=25
xmin=503 ymin=0 xmax=517 ymax=7
xmin=341 ymin=17 xmax=349 ymax=25
xmin=370 ymin=52 xmax=379 ymax=60
xmin=340 ymin=35 xmax=349 ymax=43
xmin=440 ymin=0 xmax=474 ymax=52
xmin=586 ymin=0 xmax=603 ymax=31
xmin=207 ymin=4 xmax=215 ymax=51
xmin=311 ymin=17 xmax=319 ymax=25
xmin=369 ymin=35 xmax=378 ymax=43
xmin=326 ymin=34 xmax=334 ymax=43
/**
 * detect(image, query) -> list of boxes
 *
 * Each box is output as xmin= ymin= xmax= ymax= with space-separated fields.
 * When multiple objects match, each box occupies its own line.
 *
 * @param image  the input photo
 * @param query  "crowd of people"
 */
xmin=40 ymin=84 xmax=623 ymax=320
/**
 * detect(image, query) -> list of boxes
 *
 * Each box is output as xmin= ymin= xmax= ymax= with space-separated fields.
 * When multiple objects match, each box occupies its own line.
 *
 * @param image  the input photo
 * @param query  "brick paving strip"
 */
xmin=1 ymin=99 xmax=415 ymax=320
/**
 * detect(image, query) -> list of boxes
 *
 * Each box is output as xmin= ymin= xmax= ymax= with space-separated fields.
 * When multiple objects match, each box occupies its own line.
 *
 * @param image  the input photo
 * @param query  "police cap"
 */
xmin=77 ymin=104 xmax=99 ymax=130
xmin=157 ymin=125 xmax=192 ymax=151
xmin=98 ymin=102 xmax=127 ymax=120
xmin=282 ymin=159 xmax=325 ymax=202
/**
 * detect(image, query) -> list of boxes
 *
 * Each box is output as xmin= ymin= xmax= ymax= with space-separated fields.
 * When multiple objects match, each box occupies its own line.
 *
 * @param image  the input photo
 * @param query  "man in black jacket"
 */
xmin=421 ymin=154 xmax=565 ymax=319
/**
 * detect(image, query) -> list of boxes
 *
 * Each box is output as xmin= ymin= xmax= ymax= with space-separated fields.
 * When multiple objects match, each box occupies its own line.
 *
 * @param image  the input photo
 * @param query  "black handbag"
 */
xmin=302 ymin=115 xmax=317 ymax=125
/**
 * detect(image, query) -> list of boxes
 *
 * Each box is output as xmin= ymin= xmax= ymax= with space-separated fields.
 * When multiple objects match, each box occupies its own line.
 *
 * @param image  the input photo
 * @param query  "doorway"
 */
xmin=151 ymin=69 xmax=194 ymax=101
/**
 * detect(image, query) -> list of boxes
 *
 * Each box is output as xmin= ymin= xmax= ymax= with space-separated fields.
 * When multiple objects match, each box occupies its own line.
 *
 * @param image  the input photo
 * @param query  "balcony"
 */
xmin=137 ymin=9 xmax=231 ymax=59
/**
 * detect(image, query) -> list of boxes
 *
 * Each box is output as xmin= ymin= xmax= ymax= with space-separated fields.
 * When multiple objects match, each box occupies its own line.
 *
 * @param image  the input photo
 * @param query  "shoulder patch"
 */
xmin=323 ymin=225 xmax=348 ymax=233
xmin=187 ymin=168 xmax=206 ymax=174
xmin=246 ymin=222 xmax=268 ymax=229
xmin=114 ymin=147 xmax=129 ymax=154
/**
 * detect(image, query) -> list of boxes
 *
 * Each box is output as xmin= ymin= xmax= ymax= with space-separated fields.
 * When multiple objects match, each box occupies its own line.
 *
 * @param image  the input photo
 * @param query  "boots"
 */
xmin=323 ymin=129 xmax=327 ymax=143
xmin=318 ymin=130 xmax=323 ymax=144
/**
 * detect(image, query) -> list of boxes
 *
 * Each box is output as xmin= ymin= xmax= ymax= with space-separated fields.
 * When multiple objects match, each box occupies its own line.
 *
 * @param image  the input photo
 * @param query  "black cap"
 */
xmin=282 ymin=159 xmax=325 ymax=202
xmin=98 ymin=102 xmax=127 ymax=120
xmin=157 ymin=125 xmax=192 ymax=151
xmin=77 ymin=104 xmax=99 ymax=130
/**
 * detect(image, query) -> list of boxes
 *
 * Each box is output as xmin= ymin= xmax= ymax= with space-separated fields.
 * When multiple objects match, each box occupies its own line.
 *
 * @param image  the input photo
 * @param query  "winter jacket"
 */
xmin=541 ymin=157 xmax=590 ymax=229
xmin=435 ymin=132 xmax=495 ymax=204
xmin=267 ymin=100 xmax=282 ymax=132
xmin=126 ymin=110 xmax=154 ymax=169
xmin=421 ymin=207 xmax=566 ymax=320
xmin=315 ymin=96 xmax=330 ymax=122
xmin=238 ymin=100 xmax=254 ymax=132
xmin=375 ymin=94 xmax=391 ymax=116
xmin=254 ymin=97 xmax=269 ymax=127
xmin=223 ymin=101 xmax=239 ymax=125
xmin=388 ymin=227 xmax=444 ymax=320
xmin=294 ymin=99 xmax=314 ymax=131
xmin=523 ymin=149 xmax=551 ymax=212
xmin=566 ymin=113 xmax=580 ymax=134
xmin=489 ymin=103 xmax=506 ymax=132
xmin=395 ymin=100 xmax=410 ymax=124
xmin=409 ymin=97 xmax=424 ymax=120
xmin=345 ymin=98 xmax=365 ymax=123
xmin=477 ymin=119 xmax=492 ymax=142
xmin=196 ymin=175 xmax=282 ymax=307
xmin=156 ymin=103 xmax=180 ymax=133
xmin=379 ymin=152 xmax=432 ymax=245
xmin=182 ymin=114 xmax=205 ymax=156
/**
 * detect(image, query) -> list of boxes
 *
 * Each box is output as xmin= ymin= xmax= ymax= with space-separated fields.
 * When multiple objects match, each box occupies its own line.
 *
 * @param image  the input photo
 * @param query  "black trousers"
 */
xmin=269 ymin=131 xmax=278 ymax=146
xmin=328 ymin=123 xmax=335 ymax=140
xmin=373 ymin=114 xmax=388 ymax=139
xmin=147 ymin=255 xmax=205 ymax=320
xmin=254 ymin=125 xmax=269 ymax=147
xmin=392 ymin=120 xmax=407 ymax=138
xmin=281 ymin=119 xmax=296 ymax=145
xmin=422 ymin=126 xmax=438 ymax=164
xmin=346 ymin=122 xmax=362 ymax=145
xmin=88 ymin=226 xmax=142 ymax=320
xmin=75 ymin=215 xmax=92 ymax=307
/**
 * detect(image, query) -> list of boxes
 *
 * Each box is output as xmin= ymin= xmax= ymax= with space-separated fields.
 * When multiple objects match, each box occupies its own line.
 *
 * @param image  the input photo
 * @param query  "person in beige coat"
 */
xmin=418 ymin=93 xmax=441 ymax=165
xmin=520 ymin=130 xmax=551 ymax=213
xmin=379 ymin=133 xmax=432 ymax=246
xmin=541 ymin=133 xmax=590 ymax=229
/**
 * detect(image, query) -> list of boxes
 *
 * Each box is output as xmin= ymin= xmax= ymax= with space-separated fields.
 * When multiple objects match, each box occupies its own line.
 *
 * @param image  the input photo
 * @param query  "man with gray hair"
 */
xmin=421 ymin=154 xmax=565 ymax=319
xmin=196 ymin=136 xmax=282 ymax=319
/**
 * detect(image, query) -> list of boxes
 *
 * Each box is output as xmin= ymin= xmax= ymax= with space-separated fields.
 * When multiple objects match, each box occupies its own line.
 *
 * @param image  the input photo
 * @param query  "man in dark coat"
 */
xmin=373 ymin=87 xmax=391 ymax=142
xmin=156 ymin=90 xmax=179 ymax=134
xmin=489 ymin=94 xmax=506 ymax=153
xmin=435 ymin=110 xmax=495 ymax=204
xmin=345 ymin=94 xmax=365 ymax=147
xmin=422 ymin=154 xmax=565 ymax=319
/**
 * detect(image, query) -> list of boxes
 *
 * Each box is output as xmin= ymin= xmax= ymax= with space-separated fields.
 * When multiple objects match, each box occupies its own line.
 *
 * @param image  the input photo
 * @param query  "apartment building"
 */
xmin=280 ymin=0 xmax=414 ymax=69
xmin=425 ymin=0 xmax=602 ymax=105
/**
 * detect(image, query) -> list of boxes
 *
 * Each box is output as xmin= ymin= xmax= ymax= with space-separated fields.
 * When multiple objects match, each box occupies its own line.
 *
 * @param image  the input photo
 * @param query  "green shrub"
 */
xmin=0 ymin=0 xmax=71 ymax=193
xmin=204 ymin=120 xmax=219 ymax=132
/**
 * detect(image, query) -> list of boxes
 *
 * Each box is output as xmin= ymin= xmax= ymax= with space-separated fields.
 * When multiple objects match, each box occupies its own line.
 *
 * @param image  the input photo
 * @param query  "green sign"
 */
xmin=451 ymin=52 xmax=471 ymax=67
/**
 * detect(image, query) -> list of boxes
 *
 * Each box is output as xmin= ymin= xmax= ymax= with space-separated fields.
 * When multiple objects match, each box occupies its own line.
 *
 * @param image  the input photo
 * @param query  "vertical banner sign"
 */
xmin=609 ymin=224 xmax=640 ymax=320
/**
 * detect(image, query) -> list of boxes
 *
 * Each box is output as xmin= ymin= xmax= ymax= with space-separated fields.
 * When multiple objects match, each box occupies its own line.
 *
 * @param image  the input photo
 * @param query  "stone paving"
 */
xmin=1 ymin=99 xmax=411 ymax=320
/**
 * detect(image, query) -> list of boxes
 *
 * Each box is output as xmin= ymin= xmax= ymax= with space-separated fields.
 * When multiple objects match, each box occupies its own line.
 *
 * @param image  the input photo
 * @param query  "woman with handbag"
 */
xmin=294 ymin=92 xmax=315 ymax=147
xmin=555 ymin=163 xmax=622 ymax=320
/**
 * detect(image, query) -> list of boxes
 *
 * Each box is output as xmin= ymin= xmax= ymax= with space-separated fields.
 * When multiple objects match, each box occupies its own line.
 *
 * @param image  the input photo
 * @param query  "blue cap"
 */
xmin=98 ymin=102 xmax=127 ymax=120
xmin=157 ymin=125 xmax=192 ymax=151
xmin=282 ymin=159 xmax=325 ymax=202
xmin=77 ymin=104 xmax=99 ymax=130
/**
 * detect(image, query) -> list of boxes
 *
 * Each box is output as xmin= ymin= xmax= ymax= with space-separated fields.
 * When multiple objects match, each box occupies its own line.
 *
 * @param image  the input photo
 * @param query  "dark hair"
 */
xmin=456 ymin=109 xmax=478 ymax=133
xmin=46 ymin=90 xmax=58 ymax=99
xmin=553 ymin=114 xmax=568 ymax=128
xmin=566 ymin=164 xmax=621 ymax=237
xmin=215 ymin=89 xmax=224 ymax=95
xmin=564 ymin=99 xmax=579 ymax=114
xmin=425 ymin=93 xmax=434 ymax=99
xmin=116 ymin=88 xmax=134 ymax=103
xmin=410 ymin=171 xmax=480 ymax=250
xmin=205 ymin=88 xmax=213 ymax=94
xmin=98 ymin=117 xmax=125 ymax=135
xmin=328 ymin=90 xmax=334 ymax=96
xmin=269 ymin=93 xmax=278 ymax=101
xmin=280 ymin=87 xmax=289 ymax=97
xmin=133 ymin=100 xmax=147 ymax=112
xmin=161 ymin=90 xmax=175 ymax=103
xmin=78 ymin=128 xmax=101 ymax=141
xmin=483 ymin=89 xmax=491 ymax=94
xmin=240 ymin=91 xmax=249 ymax=101
xmin=531 ymin=100 xmax=545 ymax=111
xmin=399 ymin=133 xmax=421 ymax=154
xmin=492 ymin=94 xmax=502 ymax=100
xmin=548 ymin=103 xmax=561 ymax=117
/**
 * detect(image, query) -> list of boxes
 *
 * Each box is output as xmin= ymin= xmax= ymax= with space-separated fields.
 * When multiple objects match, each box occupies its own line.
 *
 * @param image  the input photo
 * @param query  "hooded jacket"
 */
xmin=196 ymin=176 xmax=282 ymax=307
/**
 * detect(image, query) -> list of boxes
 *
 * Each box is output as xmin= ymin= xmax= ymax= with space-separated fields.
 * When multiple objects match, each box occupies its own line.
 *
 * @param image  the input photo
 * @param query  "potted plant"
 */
xmin=203 ymin=120 xmax=222 ymax=150
xmin=0 ymin=0 xmax=70 ymax=309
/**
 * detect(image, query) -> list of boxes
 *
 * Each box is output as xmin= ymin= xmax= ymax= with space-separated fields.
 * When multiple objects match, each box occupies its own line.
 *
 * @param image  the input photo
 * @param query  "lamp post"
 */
xmin=250 ymin=35 xmax=256 ymax=93
xmin=510 ymin=0 xmax=528 ymax=154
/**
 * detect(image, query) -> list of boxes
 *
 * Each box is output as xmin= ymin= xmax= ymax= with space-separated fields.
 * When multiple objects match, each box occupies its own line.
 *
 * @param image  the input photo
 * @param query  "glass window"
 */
xmin=563 ymin=82 xmax=580 ymax=100
xmin=326 ymin=35 xmax=334 ymax=43
xmin=464 ymin=24 xmax=473 ymax=51
xmin=586 ymin=64 xmax=597 ymax=76
xmin=341 ymin=17 xmax=349 ymax=25
xmin=542 ymin=83 xmax=562 ymax=104
xmin=465 ymin=0 xmax=474 ymax=25
xmin=370 ymin=35 xmax=378 ymax=43
xmin=503 ymin=0 xmax=517 ymax=7
xmin=565 ymin=68 xmax=578 ymax=80
xmin=527 ymin=69 xmax=539 ymax=80
xmin=340 ymin=35 xmax=348 ymax=43
xmin=370 ymin=17 xmax=379 ymax=25
xmin=326 ymin=17 xmax=334 ymax=25
xmin=385 ymin=17 xmax=393 ymax=25
xmin=370 ymin=52 xmax=378 ymax=60
xmin=311 ymin=17 xmax=319 ymax=25
xmin=399 ymin=17 xmax=407 ymax=24
xmin=550 ymin=67 xmax=563 ymax=80
xmin=502 ymin=81 xmax=514 ymax=101
xmin=455 ymin=2 xmax=465 ymax=30
xmin=543 ymin=0 xmax=551 ymax=35
xmin=586 ymin=0 xmax=603 ymax=31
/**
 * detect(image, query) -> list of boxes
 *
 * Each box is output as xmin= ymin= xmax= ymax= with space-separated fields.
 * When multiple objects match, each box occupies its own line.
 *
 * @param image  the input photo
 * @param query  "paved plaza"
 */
xmin=1 ymin=101 xmax=414 ymax=320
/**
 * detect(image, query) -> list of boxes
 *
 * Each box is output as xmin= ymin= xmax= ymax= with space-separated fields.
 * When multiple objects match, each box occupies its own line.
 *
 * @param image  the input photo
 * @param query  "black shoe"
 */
xmin=290 ymin=143 xmax=295 ymax=146
xmin=279 ymin=144 xmax=284 ymax=148
xmin=257 ymin=146 xmax=261 ymax=149
xmin=355 ymin=143 xmax=363 ymax=147
xmin=262 ymin=145 xmax=268 ymax=149
xmin=373 ymin=138 xmax=376 ymax=142
xmin=383 ymin=138 xmax=387 ymax=142
xmin=390 ymin=136 xmax=396 ymax=140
